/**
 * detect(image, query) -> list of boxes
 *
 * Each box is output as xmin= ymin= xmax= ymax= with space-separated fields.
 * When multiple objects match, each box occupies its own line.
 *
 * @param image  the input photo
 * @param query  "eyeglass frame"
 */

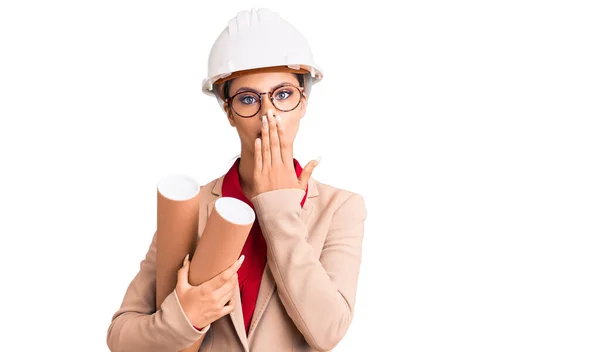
xmin=224 ymin=84 xmax=306 ymax=118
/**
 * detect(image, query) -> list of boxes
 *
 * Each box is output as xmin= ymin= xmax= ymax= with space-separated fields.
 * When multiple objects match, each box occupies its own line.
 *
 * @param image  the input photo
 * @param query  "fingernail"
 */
xmin=184 ymin=254 xmax=190 ymax=264
xmin=262 ymin=115 xmax=267 ymax=125
xmin=276 ymin=115 xmax=281 ymax=124
xmin=316 ymin=156 xmax=322 ymax=163
xmin=238 ymin=255 xmax=245 ymax=265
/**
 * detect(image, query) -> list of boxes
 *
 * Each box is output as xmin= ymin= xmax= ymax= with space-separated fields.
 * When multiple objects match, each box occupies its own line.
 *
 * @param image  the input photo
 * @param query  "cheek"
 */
xmin=279 ymin=119 xmax=299 ymax=141
xmin=232 ymin=118 xmax=258 ymax=138
xmin=279 ymin=108 xmax=302 ymax=125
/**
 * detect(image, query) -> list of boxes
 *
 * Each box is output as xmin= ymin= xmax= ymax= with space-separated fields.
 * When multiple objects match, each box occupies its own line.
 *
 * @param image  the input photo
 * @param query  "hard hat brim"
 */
xmin=202 ymin=64 xmax=323 ymax=97
xmin=213 ymin=65 xmax=309 ymax=86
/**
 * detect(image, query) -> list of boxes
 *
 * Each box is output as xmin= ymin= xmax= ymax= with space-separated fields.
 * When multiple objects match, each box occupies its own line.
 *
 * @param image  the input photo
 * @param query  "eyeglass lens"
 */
xmin=231 ymin=86 xmax=301 ymax=117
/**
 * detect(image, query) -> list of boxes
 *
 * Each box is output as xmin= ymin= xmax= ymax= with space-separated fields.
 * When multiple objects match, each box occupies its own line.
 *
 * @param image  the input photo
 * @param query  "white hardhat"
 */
xmin=201 ymin=8 xmax=324 ymax=97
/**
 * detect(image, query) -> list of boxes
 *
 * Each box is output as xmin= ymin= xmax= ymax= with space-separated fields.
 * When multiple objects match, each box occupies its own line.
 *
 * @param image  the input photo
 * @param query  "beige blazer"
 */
xmin=107 ymin=174 xmax=367 ymax=352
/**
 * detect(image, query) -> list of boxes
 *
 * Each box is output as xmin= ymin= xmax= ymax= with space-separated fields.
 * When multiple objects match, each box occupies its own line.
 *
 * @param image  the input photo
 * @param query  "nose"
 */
xmin=259 ymin=94 xmax=276 ymax=117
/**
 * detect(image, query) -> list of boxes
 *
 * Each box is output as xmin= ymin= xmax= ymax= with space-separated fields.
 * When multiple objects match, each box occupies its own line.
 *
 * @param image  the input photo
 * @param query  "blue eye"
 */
xmin=275 ymin=90 xmax=293 ymax=100
xmin=239 ymin=95 xmax=258 ymax=105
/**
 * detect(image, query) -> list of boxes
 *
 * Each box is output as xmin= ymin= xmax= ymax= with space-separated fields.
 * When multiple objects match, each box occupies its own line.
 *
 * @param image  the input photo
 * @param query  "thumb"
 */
xmin=177 ymin=254 xmax=191 ymax=290
xmin=298 ymin=157 xmax=321 ymax=189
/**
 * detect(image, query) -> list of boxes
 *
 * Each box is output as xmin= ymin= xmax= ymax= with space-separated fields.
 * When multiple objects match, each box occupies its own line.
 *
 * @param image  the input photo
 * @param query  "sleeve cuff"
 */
xmin=160 ymin=289 xmax=210 ymax=342
xmin=251 ymin=188 xmax=305 ymax=216
xmin=193 ymin=325 xmax=210 ymax=333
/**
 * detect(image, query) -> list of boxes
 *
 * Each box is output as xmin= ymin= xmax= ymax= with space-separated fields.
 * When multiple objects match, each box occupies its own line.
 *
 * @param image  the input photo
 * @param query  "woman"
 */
xmin=107 ymin=8 xmax=367 ymax=352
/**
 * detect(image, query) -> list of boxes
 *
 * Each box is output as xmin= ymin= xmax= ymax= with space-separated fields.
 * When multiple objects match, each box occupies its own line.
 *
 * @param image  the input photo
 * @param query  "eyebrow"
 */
xmin=234 ymin=82 xmax=296 ymax=95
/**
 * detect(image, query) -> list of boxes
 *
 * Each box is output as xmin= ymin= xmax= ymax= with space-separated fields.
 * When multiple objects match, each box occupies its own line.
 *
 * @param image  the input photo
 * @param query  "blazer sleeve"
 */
xmin=106 ymin=231 xmax=208 ymax=352
xmin=250 ymin=188 xmax=367 ymax=351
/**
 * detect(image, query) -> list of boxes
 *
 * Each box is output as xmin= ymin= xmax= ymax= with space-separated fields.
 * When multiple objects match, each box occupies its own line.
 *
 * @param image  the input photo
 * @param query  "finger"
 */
xmin=218 ymin=299 xmax=236 ymax=318
xmin=176 ymin=254 xmax=191 ymax=290
xmin=267 ymin=110 xmax=282 ymax=165
xmin=254 ymin=137 xmax=262 ymax=173
xmin=206 ymin=255 xmax=244 ymax=290
xmin=216 ymin=277 xmax=237 ymax=307
xmin=276 ymin=115 xmax=293 ymax=168
xmin=298 ymin=158 xmax=320 ymax=189
xmin=216 ymin=290 xmax=236 ymax=310
xmin=261 ymin=115 xmax=271 ymax=169
xmin=214 ymin=271 xmax=237 ymax=298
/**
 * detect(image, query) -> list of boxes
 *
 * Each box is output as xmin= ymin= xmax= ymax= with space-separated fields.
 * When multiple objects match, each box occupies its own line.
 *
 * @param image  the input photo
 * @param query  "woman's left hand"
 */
xmin=252 ymin=109 xmax=320 ymax=197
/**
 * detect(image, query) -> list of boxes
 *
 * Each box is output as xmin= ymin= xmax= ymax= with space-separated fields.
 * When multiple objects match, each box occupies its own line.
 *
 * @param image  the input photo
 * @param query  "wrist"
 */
xmin=251 ymin=188 xmax=305 ymax=215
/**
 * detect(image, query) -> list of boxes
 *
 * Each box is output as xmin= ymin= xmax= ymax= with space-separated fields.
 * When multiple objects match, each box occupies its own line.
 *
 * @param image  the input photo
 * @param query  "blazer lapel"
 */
xmin=247 ymin=178 xmax=318 ymax=342
xmin=230 ymin=283 xmax=249 ymax=351
xmin=247 ymin=265 xmax=276 ymax=342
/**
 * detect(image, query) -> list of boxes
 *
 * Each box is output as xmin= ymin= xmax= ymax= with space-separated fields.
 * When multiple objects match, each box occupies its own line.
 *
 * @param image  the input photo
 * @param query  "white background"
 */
xmin=1 ymin=1 xmax=599 ymax=351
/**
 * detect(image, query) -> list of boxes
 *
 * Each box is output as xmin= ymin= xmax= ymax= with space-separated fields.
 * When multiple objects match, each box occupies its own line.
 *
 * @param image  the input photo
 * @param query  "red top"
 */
xmin=220 ymin=157 xmax=308 ymax=334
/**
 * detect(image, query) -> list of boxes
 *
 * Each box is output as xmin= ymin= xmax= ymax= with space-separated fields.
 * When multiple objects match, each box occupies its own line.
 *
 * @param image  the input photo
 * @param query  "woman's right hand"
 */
xmin=175 ymin=254 xmax=245 ymax=329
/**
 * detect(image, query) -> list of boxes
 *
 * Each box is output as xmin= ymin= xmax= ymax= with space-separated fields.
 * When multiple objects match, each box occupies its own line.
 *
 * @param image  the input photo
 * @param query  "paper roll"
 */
xmin=189 ymin=197 xmax=255 ymax=286
xmin=155 ymin=174 xmax=201 ymax=310
xmin=179 ymin=197 xmax=255 ymax=352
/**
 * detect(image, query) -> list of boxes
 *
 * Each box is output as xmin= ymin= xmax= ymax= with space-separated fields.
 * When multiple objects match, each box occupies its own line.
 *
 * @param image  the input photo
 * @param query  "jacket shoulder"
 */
xmin=312 ymin=178 xmax=366 ymax=212
xmin=199 ymin=176 xmax=220 ymax=193
xmin=196 ymin=174 xmax=224 ymax=204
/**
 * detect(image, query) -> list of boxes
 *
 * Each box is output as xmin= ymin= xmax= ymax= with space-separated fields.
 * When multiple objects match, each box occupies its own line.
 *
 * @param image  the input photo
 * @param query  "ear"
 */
xmin=299 ymin=96 xmax=307 ymax=119
xmin=227 ymin=113 xmax=236 ymax=127
xmin=224 ymin=102 xmax=236 ymax=127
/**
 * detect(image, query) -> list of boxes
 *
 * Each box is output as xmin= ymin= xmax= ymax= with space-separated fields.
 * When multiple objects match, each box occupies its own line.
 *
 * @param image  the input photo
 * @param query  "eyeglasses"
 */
xmin=225 ymin=85 xmax=304 ymax=118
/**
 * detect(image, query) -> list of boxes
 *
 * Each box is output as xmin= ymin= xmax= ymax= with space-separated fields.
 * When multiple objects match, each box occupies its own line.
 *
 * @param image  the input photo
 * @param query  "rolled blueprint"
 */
xmin=189 ymin=197 xmax=255 ymax=286
xmin=181 ymin=197 xmax=255 ymax=352
xmin=155 ymin=174 xmax=201 ymax=310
